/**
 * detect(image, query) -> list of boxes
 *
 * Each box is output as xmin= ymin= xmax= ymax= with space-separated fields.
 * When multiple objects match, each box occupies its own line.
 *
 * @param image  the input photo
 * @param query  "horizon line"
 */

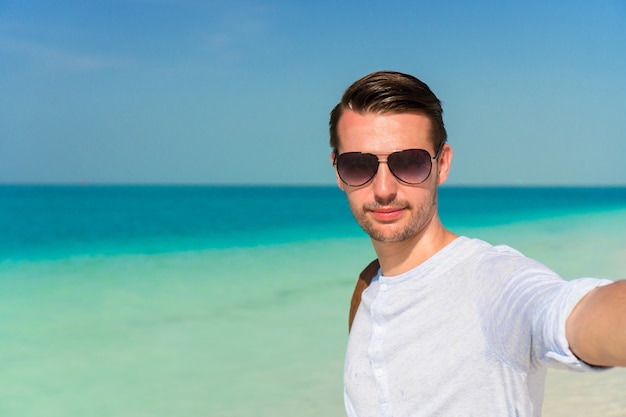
xmin=1 ymin=182 xmax=626 ymax=188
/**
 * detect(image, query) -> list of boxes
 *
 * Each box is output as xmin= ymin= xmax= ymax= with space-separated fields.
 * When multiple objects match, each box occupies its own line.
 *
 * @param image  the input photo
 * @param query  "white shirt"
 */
xmin=344 ymin=237 xmax=611 ymax=417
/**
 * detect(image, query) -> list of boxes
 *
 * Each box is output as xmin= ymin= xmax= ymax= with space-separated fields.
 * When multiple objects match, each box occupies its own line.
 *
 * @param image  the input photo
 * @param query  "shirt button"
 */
xmin=375 ymin=326 xmax=383 ymax=335
xmin=380 ymin=284 xmax=388 ymax=291
xmin=375 ymin=368 xmax=384 ymax=377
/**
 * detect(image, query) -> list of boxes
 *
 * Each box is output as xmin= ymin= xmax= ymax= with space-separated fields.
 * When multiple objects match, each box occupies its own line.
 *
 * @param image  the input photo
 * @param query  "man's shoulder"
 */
xmin=454 ymin=236 xmax=528 ymax=262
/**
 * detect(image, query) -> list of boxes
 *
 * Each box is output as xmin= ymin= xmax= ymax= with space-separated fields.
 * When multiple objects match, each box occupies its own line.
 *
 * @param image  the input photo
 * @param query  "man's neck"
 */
xmin=372 ymin=220 xmax=457 ymax=277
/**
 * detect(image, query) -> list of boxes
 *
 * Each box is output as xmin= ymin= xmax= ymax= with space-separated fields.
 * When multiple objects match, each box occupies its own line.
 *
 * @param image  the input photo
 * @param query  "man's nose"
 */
xmin=371 ymin=161 xmax=398 ymax=203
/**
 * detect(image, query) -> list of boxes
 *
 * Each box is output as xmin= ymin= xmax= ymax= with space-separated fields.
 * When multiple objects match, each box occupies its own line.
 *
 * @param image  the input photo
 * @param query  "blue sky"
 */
xmin=1 ymin=0 xmax=625 ymax=185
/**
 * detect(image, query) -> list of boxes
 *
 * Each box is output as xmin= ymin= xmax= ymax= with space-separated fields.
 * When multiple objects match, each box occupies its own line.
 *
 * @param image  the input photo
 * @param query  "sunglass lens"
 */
xmin=387 ymin=149 xmax=432 ymax=184
xmin=336 ymin=153 xmax=378 ymax=186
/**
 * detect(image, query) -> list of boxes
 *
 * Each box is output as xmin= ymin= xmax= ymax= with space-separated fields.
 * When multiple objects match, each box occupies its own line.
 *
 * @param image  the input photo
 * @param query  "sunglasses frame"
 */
xmin=333 ymin=142 xmax=445 ymax=187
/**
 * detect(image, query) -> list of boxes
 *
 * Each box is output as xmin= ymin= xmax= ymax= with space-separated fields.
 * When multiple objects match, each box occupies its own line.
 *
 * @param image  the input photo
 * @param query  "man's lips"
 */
xmin=368 ymin=207 xmax=406 ymax=221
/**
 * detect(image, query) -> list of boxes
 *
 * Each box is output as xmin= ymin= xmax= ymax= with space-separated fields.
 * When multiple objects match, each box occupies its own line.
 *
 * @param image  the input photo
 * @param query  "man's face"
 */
xmin=332 ymin=110 xmax=451 ymax=243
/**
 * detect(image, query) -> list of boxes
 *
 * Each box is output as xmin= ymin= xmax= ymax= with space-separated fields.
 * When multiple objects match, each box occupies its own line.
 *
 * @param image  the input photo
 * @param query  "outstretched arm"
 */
xmin=566 ymin=280 xmax=626 ymax=367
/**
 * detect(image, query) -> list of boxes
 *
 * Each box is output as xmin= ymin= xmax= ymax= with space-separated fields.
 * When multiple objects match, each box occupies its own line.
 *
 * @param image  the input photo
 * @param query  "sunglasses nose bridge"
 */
xmin=378 ymin=156 xmax=403 ymax=182
xmin=370 ymin=157 xmax=399 ymax=192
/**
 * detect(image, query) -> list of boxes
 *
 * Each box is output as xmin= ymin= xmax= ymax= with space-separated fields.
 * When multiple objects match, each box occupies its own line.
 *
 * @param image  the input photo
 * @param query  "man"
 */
xmin=329 ymin=70 xmax=626 ymax=417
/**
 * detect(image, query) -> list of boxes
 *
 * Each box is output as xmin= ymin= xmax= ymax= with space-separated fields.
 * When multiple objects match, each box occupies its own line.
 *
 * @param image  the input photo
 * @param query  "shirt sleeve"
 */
xmin=533 ymin=277 xmax=613 ymax=371
xmin=476 ymin=244 xmax=613 ymax=373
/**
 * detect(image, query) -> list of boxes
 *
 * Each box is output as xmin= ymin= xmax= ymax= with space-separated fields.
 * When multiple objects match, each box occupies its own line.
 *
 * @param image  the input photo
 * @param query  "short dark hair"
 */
xmin=329 ymin=71 xmax=447 ymax=153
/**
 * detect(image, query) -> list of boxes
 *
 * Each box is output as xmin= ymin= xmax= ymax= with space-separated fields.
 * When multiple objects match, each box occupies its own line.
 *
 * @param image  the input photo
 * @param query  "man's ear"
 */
xmin=331 ymin=151 xmax=346 ymax=191
xmin=436 ymin=144 xmax=453 ymax=186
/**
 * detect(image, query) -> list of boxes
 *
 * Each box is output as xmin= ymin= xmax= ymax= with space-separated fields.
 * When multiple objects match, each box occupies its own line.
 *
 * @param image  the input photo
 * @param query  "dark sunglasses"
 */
xmin=334 ymin=143 xmax=444 ymax=187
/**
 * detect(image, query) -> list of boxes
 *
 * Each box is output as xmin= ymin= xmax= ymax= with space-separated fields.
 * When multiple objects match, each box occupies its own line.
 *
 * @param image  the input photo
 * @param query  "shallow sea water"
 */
xmin=0 ymin=238 xmax=373 ymax=417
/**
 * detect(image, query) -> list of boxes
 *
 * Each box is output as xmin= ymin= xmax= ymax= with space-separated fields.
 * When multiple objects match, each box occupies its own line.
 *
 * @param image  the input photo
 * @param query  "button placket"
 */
xmin=368 ymin=280 xmax=392 ymax=417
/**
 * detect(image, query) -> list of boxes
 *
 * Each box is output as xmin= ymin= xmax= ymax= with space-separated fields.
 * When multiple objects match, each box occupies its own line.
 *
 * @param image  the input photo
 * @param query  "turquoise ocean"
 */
xmin=2 ymin=185 xmax=626 ymax=417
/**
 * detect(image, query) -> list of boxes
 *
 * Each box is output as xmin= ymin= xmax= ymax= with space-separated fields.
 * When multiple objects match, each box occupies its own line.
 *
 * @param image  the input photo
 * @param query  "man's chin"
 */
xmin=363 ymin=226 xmax=412 ymax=243
xmin=370 ymin=235 xmax=409 ymax=243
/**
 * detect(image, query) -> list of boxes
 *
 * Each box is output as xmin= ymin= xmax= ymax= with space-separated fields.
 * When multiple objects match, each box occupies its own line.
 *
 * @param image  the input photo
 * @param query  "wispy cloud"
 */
xmin=0 ymin=36 xmax=133 ymax=72
xmin=200 ymin=4 xmax=275 ymax=64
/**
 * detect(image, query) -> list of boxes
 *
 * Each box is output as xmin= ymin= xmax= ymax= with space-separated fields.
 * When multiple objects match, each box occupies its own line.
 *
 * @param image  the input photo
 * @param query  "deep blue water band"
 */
xmin=2 ymin=185 xmax=626 ymax=260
